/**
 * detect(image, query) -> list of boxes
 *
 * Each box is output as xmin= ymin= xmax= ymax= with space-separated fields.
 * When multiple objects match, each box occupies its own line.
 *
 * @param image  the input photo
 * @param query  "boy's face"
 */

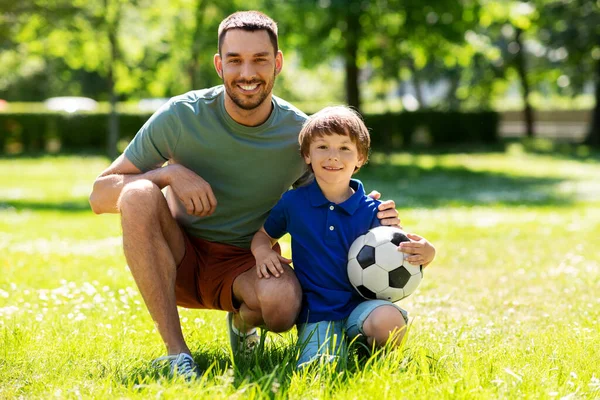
xmin=304 ymin=132 xmax=364 ymax=187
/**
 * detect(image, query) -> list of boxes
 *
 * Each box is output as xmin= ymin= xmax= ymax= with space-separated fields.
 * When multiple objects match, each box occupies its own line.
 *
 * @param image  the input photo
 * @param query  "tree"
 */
xmin=536 ymin=0 xmax=600 ymax=147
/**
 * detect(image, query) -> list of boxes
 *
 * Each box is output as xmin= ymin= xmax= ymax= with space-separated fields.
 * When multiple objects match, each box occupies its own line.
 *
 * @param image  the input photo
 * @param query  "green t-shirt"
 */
xmin=124 ymin=85 xmax=308 ymax=248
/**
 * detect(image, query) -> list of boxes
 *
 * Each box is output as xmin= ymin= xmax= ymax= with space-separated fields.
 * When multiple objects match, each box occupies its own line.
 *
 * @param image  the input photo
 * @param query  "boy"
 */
xmin=251 ymin=106 xmax=435 ymax=367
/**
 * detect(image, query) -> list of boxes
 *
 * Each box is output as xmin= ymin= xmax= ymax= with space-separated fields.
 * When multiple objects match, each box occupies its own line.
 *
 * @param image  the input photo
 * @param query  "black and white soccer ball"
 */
xmin=348 ymin=226 xmax=423 ymax=302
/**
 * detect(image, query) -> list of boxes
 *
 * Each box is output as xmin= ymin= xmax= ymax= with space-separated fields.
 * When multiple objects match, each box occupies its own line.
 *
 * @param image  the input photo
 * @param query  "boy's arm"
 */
xmin=397 ymin=232 xmax=436 ymax=268
xmin=251 ymin=227 xmax=292 ymax=279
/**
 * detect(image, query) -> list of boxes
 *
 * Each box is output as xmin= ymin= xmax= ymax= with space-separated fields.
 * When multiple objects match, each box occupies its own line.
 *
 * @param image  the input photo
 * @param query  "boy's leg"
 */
xmin=296 ymin=321 xmax=345 ymax=367
xmin=346 ymin=300 xmax=408 ymax=348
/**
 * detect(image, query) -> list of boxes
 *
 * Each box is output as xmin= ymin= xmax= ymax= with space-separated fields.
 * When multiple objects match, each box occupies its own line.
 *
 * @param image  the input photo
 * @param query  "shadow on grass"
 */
xmin=116 ymin=346 xmax=232 ymax=387
xmin=0 ymin=199 xmax=91 ymax=213
xmin=112 ymin=332 xmax=446 ymax=397
xmin=356 ymin=160 xmax=575 ymax=208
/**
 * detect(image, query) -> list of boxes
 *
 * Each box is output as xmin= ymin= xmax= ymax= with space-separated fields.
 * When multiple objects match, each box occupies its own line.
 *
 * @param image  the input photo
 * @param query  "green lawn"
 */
xmin=1 ymin=146 xmax=599 ymax=399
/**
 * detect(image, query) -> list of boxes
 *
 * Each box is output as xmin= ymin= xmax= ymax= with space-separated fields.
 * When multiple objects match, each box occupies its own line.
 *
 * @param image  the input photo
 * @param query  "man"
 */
xmin=89 ymin=11 xmax=400 ymax=380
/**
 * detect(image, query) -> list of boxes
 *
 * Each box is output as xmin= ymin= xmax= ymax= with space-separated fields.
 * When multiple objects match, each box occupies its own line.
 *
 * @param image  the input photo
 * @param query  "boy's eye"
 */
xmin=317 ymin=145 xmax=327 ymax=149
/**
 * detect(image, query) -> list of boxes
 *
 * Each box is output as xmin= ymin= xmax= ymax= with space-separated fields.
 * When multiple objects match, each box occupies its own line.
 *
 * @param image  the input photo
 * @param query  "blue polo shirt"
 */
xmin=263 ymin=179 xmax=381 ymax=323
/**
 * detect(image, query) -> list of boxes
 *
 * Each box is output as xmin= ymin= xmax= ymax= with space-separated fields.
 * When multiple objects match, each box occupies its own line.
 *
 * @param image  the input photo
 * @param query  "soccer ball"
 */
xmin=348 ymin=226 xmax=423 ymax=302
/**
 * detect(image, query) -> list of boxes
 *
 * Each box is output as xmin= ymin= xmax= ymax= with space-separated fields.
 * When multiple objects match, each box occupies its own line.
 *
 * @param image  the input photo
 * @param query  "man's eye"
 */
xmin=255 ymin=58 xmax=267 ymax=63
xmin=228 ymin=59 xmax=240 ymax=64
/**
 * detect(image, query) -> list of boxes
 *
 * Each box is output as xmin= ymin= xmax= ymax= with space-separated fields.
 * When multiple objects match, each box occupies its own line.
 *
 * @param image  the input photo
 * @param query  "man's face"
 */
xmin=215 ymin=29 xmax=282 ymax=111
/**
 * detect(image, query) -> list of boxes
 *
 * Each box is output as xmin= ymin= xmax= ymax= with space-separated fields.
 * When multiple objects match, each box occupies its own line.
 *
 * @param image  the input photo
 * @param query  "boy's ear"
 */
xmin=304 ymin=154 xmax=311 ymax=165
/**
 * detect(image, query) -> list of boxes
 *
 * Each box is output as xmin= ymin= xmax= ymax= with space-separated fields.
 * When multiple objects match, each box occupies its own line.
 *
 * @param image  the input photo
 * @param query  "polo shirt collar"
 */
xmin=308 ymin=178 xmax=365 ymax=215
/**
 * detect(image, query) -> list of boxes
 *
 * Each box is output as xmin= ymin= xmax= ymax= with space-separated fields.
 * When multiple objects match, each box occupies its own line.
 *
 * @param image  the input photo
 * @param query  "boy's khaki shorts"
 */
xmin=175 ymin=231 xmax=280 ymax=312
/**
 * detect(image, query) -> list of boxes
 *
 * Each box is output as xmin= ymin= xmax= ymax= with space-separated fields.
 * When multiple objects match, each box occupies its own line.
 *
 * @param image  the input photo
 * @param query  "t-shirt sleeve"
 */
xmin=292 ymin=169 xmax=313 ymax=189
xmin=263 ymin=195 xmax=289 ymax=239
xmin=124 ymin=100 xmax=181 ymax=172
xmin=369 ymin=200 xmax=383 ymax=229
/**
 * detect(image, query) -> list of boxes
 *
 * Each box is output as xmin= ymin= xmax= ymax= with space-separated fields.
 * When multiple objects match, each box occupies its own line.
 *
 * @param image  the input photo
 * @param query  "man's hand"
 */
xmin=167 ymin=164 xmax=218 ymax=217
xmin=397 ymin=233 xmax=436 ymax=267
xmin=368 ymin=190 xmax=401 ymax=227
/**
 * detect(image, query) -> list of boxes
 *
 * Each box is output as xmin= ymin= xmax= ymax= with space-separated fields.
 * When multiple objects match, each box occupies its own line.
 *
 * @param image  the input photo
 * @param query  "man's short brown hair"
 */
xmin=218 ymin=11 xmax=279 ymax=55
xmin=299 ymin=106 xmax=371 ymax=172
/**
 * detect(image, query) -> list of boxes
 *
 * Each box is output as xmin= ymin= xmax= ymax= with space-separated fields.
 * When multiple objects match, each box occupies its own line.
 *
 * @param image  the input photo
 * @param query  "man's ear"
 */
xmin=214 ymin=53 xmax=223 ymax=79
xmin=275 ymin=50 xmax=283 ymax=76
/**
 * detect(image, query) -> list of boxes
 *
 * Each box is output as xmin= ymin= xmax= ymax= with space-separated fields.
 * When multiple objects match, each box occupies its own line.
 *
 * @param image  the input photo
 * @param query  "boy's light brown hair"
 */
xmin=299 ymin=106 xmax=371 ymax=172
xmin=218 ymin=11 xmax=279 ymax=55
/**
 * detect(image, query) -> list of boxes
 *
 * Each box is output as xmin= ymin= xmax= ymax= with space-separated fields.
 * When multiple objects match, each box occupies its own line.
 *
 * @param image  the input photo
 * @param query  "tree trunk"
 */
xmin=107 ymin=27 xmax=119 ymax=159
xmin=188 ymin=0 xmax=206 ymax=90
xmin=410 ymin=62 xmax=425 ymax=108
xmin=515 ymin=28 xmax=534 ymax=138
xmin=584 ymin=57 xmax=600 ymax=147
xmin=344 ymin=7 xmax=361 ymax=111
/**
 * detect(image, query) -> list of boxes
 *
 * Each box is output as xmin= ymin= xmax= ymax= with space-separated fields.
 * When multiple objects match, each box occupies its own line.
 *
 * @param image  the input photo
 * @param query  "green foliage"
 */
xmin=365 ymin=111 xmax=499 ymax=149
xmin=0 ymin=111 xmax=150 ymax=152
xmin=0 ymin=109 xmax=498 ymax=154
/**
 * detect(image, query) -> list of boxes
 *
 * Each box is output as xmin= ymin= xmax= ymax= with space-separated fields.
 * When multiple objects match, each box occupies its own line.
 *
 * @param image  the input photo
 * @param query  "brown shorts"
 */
xmin=175 ymin=231 xmax=280 ymax=312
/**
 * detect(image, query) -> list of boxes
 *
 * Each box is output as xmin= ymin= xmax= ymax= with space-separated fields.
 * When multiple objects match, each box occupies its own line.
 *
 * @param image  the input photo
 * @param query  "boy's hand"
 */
xmin=367 ymin=190 xmax=401 ymax=228
xmin=397 ymin=233 xmax=436 ymax=267
xmin=254 ymin=250 xmax=292 ymax=279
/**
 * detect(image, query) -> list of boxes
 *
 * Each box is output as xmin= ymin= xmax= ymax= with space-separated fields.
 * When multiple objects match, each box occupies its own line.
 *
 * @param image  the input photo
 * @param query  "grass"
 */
xmin=1 ymin=144 xmax=599 ymax=399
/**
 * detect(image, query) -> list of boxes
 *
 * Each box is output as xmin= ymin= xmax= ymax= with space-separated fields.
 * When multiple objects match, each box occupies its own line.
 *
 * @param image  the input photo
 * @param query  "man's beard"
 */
xmin=223 ymin=71 xmax=276 ymax=111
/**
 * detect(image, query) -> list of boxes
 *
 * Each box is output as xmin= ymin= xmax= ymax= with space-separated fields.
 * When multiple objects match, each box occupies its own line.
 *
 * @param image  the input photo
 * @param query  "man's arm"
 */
xmin=89 ymin=154 xmax=168 ymax=214
xmin=90 ymin=154 xmax=218 ymax=217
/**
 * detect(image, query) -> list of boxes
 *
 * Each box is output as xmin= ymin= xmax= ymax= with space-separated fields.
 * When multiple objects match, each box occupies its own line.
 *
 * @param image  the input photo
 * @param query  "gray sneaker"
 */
xmin=227 ymin=312 xmax=260 ymax=355
xmin=152 ymin=353 xmax=201 ymax=381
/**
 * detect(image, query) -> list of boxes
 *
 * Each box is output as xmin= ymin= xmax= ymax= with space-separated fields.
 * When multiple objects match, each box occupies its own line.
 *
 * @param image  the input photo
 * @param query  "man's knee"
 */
xmin=257 ymin=267 xmax=302 ymax=332
xmin=119 ymin=180 xmax=163 ymax=216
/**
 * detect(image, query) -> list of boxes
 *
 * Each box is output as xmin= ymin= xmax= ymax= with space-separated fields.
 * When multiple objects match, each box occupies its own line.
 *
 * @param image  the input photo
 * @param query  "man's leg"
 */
xmin=231 ymin=263 xmax=302 ymax=333
xmin=119 ymin=180 xmax=189 ymax=355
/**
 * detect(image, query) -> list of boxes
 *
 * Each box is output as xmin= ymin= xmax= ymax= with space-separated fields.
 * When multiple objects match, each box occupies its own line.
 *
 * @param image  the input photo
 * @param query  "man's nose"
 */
xmin=239 ymin=62 xmax=256 ymax=80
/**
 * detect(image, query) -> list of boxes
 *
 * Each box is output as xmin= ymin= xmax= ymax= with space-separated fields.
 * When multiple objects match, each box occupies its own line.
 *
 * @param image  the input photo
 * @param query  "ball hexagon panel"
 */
xmin=401 ymin=272 xmax=423 ymax=298
xmin=388 ymin=266 xmax=412 ymax=289
xmin=347 ymin=258 xmax=363 ymax=288
xmin=348 ymin=233 xmax=366 ymax=260
xmin=377 ymin=286 xmax=405 ymax=302
xmin=356 ymin=245 xmax=376 ymax=269
xmin=374 ymin=242 xmax=404 ymax=272
xmin=356 ymin=285 xmax=377 ymax=300
xmin=362 ymin=265 xmax=389 ymax=293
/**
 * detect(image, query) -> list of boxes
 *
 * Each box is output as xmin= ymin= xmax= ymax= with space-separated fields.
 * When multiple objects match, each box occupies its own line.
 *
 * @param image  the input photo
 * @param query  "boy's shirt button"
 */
xmin=329 ymin=205 xmax=334 ymax=210
xmin=329 ymin=226 xmax=335 ymax=231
